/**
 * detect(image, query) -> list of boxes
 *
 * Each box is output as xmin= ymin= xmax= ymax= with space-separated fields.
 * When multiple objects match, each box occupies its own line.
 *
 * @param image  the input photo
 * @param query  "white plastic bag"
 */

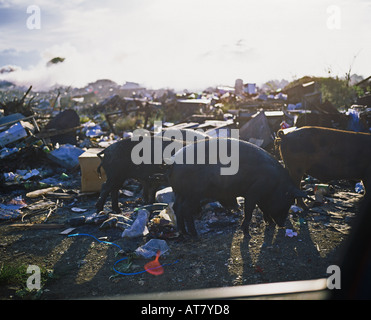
xmin=155 ymin=187 xmax=175 ymax=204
xmin=135 ymin=239 xmax=170 ymax=258
xmin=121 ymin=209 xmax=149 ymax=238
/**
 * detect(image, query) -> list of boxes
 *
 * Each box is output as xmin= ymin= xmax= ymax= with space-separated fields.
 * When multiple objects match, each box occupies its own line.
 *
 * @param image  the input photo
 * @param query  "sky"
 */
xmin=0 ymin=0 xmax=370 ymax=91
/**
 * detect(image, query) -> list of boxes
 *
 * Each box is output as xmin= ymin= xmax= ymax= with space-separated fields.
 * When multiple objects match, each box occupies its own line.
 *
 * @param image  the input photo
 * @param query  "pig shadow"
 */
xmin=31 ymin=225 xmax=141 ymax=299
xmin=239 ymin=216 xmax=328 ymax=284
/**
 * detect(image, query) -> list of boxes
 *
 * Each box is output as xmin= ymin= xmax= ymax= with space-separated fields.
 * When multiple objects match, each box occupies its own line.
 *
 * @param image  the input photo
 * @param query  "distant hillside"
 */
xmin=283 ymin=75 xmax=362 ymax=109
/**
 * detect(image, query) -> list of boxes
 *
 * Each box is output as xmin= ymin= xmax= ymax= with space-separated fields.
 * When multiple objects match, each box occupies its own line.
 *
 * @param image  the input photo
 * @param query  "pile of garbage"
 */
xmin=1 ymin=79 xmax=370 ymax=236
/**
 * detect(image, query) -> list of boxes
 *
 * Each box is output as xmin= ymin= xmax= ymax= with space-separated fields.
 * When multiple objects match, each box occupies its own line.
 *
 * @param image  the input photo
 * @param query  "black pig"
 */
xmin=96 ymin=129 xmax=209 ymax=213
xmin=276 ymin=126 xmax=371 ymax=198
xmin=169 ymin=138 xmax=306 ymax=236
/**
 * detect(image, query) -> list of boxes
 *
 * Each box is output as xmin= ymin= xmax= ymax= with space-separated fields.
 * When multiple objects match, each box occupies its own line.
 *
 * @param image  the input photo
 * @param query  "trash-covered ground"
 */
xmin=0 ymin=79 xmax=369 ymax=299
xmin=0 ymin=175 xmax=363 ymax=299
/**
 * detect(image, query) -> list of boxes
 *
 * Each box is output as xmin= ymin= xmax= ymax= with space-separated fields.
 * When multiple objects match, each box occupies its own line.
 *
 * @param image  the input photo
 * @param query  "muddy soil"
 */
xmin=0 ymin=179 xmax=363 ymax=300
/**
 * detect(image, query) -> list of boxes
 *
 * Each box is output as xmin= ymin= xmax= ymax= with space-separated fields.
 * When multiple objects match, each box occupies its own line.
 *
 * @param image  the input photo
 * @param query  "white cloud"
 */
xmin=1 ymin=0 xmax=371 ymax=91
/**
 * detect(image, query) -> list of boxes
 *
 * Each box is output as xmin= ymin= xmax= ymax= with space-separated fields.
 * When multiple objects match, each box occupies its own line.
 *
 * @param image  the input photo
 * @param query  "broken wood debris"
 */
xmin=43 ymin=199 xmax=60 ymax=223
xmin=8 ymin=223 xmax=65 ymax=229
xmin=21 ymin=199 xmax=61 ymax=222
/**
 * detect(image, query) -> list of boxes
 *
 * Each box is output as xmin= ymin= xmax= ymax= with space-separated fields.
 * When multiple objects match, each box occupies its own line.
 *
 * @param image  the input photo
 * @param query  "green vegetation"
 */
xmin=0 ymin=263 xmax=29 ymax=286
xmin=47 ymin=57 xmax=65 ymax=65
xmin=115 ymin=113 xmax=141 ymax=131
xmin=319 ymin=77 xmax=358 ymax=110
xmin=0 ymin=262 xmax=57 ymax=299
xmin=283 ymin=76 xmax=360 ymax=110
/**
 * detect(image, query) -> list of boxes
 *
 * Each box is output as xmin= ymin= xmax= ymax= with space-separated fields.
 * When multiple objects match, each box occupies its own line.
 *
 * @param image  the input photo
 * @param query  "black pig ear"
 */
xmin=290 ymin=186 xmax=309 ymax=199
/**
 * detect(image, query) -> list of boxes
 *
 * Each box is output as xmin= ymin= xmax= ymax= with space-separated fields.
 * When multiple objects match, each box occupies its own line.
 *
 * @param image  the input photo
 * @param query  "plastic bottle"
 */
xmin=43 ymin=145 xmax=50 ymax=153
xmin=60 ymin=173 xmax=69 ymax=180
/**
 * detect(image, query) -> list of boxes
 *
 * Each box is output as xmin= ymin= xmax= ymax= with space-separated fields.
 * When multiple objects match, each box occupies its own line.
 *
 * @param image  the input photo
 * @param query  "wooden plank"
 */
xmin=9 ymin=223 xmax=65 ymax=229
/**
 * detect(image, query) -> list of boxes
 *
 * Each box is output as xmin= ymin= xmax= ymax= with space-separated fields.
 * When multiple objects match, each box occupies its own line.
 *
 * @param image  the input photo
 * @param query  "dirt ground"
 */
xmin=0 ymin=173 xmax=363 ymax=300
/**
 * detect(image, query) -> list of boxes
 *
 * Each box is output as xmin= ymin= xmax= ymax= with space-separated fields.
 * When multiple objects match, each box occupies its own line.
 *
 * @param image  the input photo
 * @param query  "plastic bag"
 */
xmin=285 ymin=229 xmax=298 ymax=238
xmin=159 ymin=203 xmax=176 ymax=224
xmin=155 ymin=187 xmax=175 ymax=204
xmin=135 ymin=239 xmax=170 ymax=259
xmin=121 ymin=209 xmax=149 ymax=238
xmin=355 ymin=182 xmax=364 ymax=194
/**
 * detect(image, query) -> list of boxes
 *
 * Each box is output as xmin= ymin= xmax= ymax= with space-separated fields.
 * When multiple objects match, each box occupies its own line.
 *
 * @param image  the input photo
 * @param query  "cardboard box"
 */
xmin=78 ymin=148 xmax=106 ymax=192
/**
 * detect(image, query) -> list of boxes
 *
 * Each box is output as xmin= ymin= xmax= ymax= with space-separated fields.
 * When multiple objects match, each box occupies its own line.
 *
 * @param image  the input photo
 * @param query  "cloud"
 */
xmin=0 ymin=43 xmax=111 ymax=90
xmin=1 ymin=0 xmax=371 ymax=91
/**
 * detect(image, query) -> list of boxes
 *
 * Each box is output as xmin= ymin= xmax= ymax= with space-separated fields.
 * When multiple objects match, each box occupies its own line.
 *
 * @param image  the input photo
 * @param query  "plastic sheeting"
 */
xmin=239 ymin=111 xmax=274 ymax=148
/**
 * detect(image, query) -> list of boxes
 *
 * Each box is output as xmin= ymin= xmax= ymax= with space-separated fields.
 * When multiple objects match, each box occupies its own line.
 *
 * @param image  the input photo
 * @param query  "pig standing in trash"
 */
xmin=96 ymin=129 xmax=209 ymax=213
xmin=168 ymin=138 xmax=306 ymax=236
xmin=275 ymin=126 xmax=371 ymax=207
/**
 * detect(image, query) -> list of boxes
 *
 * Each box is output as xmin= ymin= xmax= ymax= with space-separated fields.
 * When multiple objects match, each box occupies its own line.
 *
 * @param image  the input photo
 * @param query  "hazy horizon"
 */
xmin=1 ymin=0 xmax=370 ymax=92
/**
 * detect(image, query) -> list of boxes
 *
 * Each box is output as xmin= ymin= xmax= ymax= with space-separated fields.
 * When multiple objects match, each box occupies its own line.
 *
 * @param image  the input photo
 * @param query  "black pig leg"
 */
xmin=287 ymin=168 xmax=307 ymax=208
xmin=140 ymin=179 xmax=150 ymax=203
xmin=111 ymin=188 xmax=121 ymax=213
xmin=185 ymin=215 xmax=197 ymax=237
xmin=241 ymin=193 xmax=259 ymax=235
xmin=184 ymin=201 xmax=200 ymax=237
xmin=173 ymin=195 xmax=187 ymax=235
xmin=142 ymin=180 xmax=156 ymax=203
xmin=108 ymin=176 xmax=125 ymax=212
xmin=96 ymin=181 xmax=112 ymax=212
